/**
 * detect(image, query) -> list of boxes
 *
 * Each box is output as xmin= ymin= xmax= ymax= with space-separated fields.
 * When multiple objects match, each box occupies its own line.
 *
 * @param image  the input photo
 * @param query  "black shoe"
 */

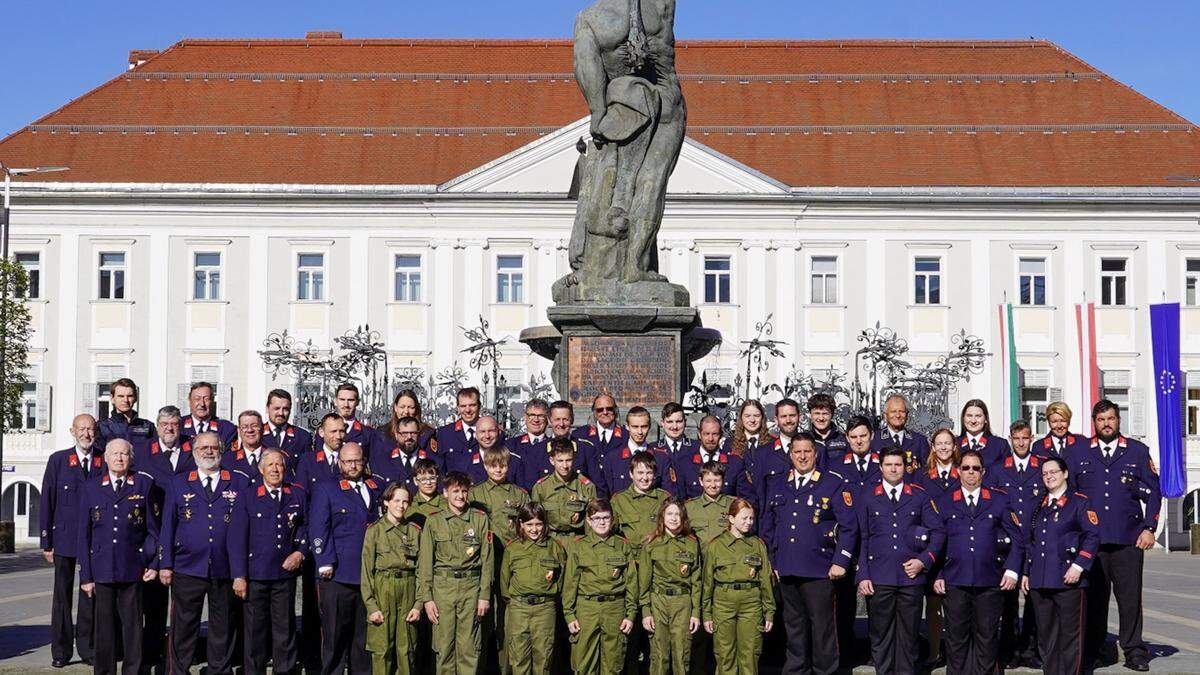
xmin=51 ymin=659 xmax=68 ymax=668
xmin=1024 ymin=655 xmax=1044 ymax=669
xmin=1124 ymin=657 xmax=1150 ymax=672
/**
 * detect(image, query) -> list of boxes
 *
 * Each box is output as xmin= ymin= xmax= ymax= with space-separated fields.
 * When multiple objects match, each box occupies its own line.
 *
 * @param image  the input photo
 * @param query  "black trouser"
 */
xmin=1031 ymin=587 xmax=1085 ymax=675
xmin=832 ymin=575 xmax=858 ymax=667
xmin=942 ymin=585 xmax=1004 ymax=675
xmin=142 ymin=579 xmax=169 ymax=670
xmin=999 ymin=586 xmax=1038 ymax=662
xmin=866 ymin=584 xmax=922 ymax=675
xmin=51 ymin=554 xmax=94 ymax=663
xmin=1085 ymin=543 xmax=1147 ymax=664
xmin=317 ymin=579 xmax=369 ymax=675
xmin=779 ymin=576 xmax=838 ymax=675
xmin=169 ymin=574 xmax=236 ymax=675
xmin=94 ymin=581 xmax=142 ymax=675
xmin=300 ymin=559 xmax=322 ymax=669
xmin=244 ymin=577 xmax=298 ymax=675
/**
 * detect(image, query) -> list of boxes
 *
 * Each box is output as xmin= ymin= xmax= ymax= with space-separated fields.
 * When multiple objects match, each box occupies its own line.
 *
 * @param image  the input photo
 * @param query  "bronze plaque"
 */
xmin=567 ymin=334 xmax=678 ymax=411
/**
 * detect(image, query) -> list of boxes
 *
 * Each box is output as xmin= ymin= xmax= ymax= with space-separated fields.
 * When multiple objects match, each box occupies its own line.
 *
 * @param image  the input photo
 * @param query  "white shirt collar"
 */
xmin=323 ymin=445 xmax=340 ymax=458
xmin=1048 ymin=485 xmax=1068 ymax=500
xmin=883 ymin=480 xmax=903 ymax=496
xmin=888 ymin=426 xmax=905 ymax=440
xmin=198 ymin=467 xmax=220 ymax=481
xmin=937 ymin=461 xmax=954 ymax=473
xmin=628 ymin=440 xmax=647 ymax=452
xmin=796 ymin=470 xmax=815 ymax=486
xmin=108 ymin=471 xmax=125 ymax=485
xmin=967 ymin=432 xmax=984 ymax=444
xmin=962 ymin=485 xmax=981 ymax=501
xmin=700 ymin=445 xmax=720 ymax=460
xmin=1012 ymin=452 xmax=1028 ymax=468
xmin=76 ymin=446 xmax=92 ymax=460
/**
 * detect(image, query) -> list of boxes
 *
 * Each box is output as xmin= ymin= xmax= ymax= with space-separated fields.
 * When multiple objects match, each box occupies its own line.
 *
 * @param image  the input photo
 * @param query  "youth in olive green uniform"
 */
xmin=362 ymin=483 xmax=423 ymax=675
xmin=612 ymin=451 xmax=671 ymax=673
xmin=702 ymin=498 xmax=776 ymax=675
xmin=407 ymin=458 xmax=443 ymax=670
xmin=500 ymin=502 xmax=567 ymax=675
xmin=563 ymin=499 xmax=638 ymax=675
xmin=684 ymin=462 xmax=734 ymax=544
xmin=416 ymin=471 xmax=494 ymax=675
xmin=469 ymin=448 xmax=531 ymax=675
xmin=531 ymin=439 xmax=596 ymax=545
xmin=639 ymin=499 xmax=703 ymax=675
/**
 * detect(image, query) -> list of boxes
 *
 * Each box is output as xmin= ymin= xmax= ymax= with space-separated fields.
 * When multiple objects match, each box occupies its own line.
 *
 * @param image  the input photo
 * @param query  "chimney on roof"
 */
xmin=306 ymin=31 xmax=343 ymax=40
xmin=128 ymin=49 xmax=160 ymax=70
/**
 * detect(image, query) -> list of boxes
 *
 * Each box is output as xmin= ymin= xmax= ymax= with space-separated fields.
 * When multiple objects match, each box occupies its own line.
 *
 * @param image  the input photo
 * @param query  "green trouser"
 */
xmin=431 ymin=574 xmax=482 ymax=675
xmin=490 ymin=596 xmax=511 ymax=675
xmin=649 ymin=592 xmax=693 ymax=675
xmin=571 ymin=597 xmax=628 ymax=675
xmin=505 ymin=597 xmax=558 ymax=675
xmin=367 ymin=574 xmax=417 ymax=675
xmin=712 ymin=587 xmax=763 ymax=675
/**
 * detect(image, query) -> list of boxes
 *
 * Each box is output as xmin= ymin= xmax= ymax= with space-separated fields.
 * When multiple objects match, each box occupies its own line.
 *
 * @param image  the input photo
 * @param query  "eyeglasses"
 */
xmin=341 ymin=458 xmax=365 ymax=465
xmin=589 ymin=515 xmax=613 ymax=522
xmin=594 ymin=407 xmax=616 ymax=414
xmin=959 ymin=465 xmax=982 ymax=472
xmin=415 ymin=476 xmax=438 ymax=483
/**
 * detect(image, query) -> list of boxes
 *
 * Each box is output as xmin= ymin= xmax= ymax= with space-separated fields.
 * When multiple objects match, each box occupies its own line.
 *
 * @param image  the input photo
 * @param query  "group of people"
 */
xmin=40 ymin=378 xmax=1162 ymax=675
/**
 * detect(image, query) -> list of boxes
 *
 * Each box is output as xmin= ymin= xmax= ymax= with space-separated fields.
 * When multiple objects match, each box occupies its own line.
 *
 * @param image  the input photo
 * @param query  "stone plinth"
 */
xmin=520 ymin=306 xmax=721 ymax=412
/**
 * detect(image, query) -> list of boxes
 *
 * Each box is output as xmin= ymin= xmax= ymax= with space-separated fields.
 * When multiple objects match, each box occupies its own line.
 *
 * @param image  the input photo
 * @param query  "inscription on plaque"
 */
xmin=567 ymin=335 xmax=678 ymax=411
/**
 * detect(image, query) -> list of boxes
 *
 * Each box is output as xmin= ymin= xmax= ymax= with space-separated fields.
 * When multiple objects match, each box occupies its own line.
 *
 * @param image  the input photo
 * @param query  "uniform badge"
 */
xmin=466 ymin=547 xmax=476 ymax=557
xmin=1011 ymin=512 xmax=1021 ymax=526
xmin=224 ymin=512 xmax=232 ymax=524
xmin=807 ymin=495 xmax=814 ymax=507
xmin=182 ymin=493 xmax=196 ymax=502
xmin=183 ymin=508 xmax=193 ymax=521
xmin=812 ymin=509 xmax=821 ymax=525
xmin=546 ymin=569 xmax=556 ymax=582
xmin=679 ymin=563 xmax=690 ymax=576
xmin=612 ymin=567 xmax=622 ymax=578
xmin=842 ymin=492 xmax=853 ymax=507
xmin=467 ymin=528 xmax=476 ymax=538
xmin=821 ymin=497 xmax=830 ymax=510
xmin=748 ymin=567 xmax=757 ymax=579
xmin=93 ymin=509 xmax=101 ymax=523
xmin=1087 ymin=510 xmax=1099 ymax=526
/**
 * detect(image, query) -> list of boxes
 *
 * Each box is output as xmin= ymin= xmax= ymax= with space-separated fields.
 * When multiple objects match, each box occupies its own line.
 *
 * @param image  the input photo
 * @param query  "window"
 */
xmin=393 ymin=254 xmax=423 ymax=302
xmin=14 ymin=384 xmax=36 ymax=431
xmin=1019 ymin=371 xmax=1053 ymax=435
xmin=913 ymin=257 xmax=942 ymax=305
xmin=98 ymin=252 xmax=126 ymax=300
xmin=296 ymin=253 xmax=325 ymax=301
xmin=1186 ymin=259 xmax=1200 ymax=307
xmin=192 ymin=252 xmax=221 ymax=300
xmin=810 ymin=256 xmax=839 ymax=304
xmin=1101 ymin=370 xmax=1131 ymax=421
xmin=97 ymin=383 xmax=113 ymax=422
xmin=1188 ymin=380 xmax=1200 ymax=436
xmin=703 ymin=256 xmax=731 ymax=304
xmin=1018 ymin=257 xmax=1047 ymax=306
xmin=1100 ymin=258 xmax=1128 ymax=306
xmin=15 ymin=252 xmax=40 ymax=299
xmin=496 ymin=255 xmax=525 ymax=304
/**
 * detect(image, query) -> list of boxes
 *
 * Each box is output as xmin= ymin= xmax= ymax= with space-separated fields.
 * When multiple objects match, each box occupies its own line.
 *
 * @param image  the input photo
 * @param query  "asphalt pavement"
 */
xmin=0 ymin=547 xmax=1198 ymax=673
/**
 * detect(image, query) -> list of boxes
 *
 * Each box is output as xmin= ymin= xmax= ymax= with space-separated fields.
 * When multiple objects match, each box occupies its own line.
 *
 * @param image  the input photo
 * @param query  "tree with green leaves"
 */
xmin=0 ymin=257 xmax=32 ymax=434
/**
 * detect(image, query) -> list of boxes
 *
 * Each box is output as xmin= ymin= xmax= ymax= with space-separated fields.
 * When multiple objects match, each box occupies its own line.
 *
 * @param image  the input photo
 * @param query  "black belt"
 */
xmin=581 ymin=594 xmax=621 ymax=602
xmin=436 ymin=569 xmax=481 ymax=579
xmin=513 ymin=595 xmax=553 ymax=606
xmin=383 ymin=569 xmax=415 ymax=579
xmin=658 ymin=587 xmax=690 ymax=597
xmin=716 ymin=581 xmax=756 ymax=590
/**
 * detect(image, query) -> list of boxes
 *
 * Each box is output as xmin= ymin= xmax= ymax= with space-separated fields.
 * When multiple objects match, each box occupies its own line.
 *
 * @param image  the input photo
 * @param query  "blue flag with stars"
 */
xmin=1150 ymin=303 xmax=1186 ymax=498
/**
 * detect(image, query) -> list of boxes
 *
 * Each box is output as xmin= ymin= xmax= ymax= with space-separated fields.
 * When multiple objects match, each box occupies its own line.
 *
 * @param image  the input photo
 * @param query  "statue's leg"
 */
xmin=604 ymin=126 xmax=654 ymax=239
xmin=622 ymin=117 xmax=685 ymax=283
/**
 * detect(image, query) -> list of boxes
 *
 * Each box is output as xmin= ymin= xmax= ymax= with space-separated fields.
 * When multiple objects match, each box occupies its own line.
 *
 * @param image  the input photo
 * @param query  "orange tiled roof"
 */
xmin=1 ymin=37 xmax=1197 ymax=187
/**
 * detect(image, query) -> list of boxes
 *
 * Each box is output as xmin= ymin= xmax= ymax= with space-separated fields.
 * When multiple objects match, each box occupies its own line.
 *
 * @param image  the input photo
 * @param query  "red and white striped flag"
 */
xmin=1074 ymin=302 xmax=1100 ymax=436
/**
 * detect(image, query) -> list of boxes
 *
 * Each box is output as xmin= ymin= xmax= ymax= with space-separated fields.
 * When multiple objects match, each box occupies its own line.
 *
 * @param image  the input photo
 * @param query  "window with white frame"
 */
xmin=810 ymin=255 xmax=839 ymax=304
xmin=1101 ymin=370 xmax=1131 ymax=420
xmin=98 ymin=252 xmax=126 ymax=300
xmin=1018 ymin=370 xmax=1054 ymax=435
xmin=393 ymin=254 xmax=423 ymax=302
xmin=1187 ymin=378 xmax=1200 ymax=436
xmin=1099 ymin=258 xmax=1128 ymax=306
xmin=192 ymin=252 xmax=221 ymax=300
xmin=14 ymin=252 xmax=40 ymax=299
xmin=296 ymin=253 xmax=325 ymax=301
xmin=496 ymin=255 xmax=525 ymax=304
xmin=1185 ymin=259 xmax=1200 ymax=307
xmin=14 ymin=383 xmax=36 ymax=431
xmin=703 ymin=255 xmax=731 ymax=304
xmin=913 ymin=256 xmax=942 ymax=305
xmin=1018 ymin=257 xmax=1047 ymax=306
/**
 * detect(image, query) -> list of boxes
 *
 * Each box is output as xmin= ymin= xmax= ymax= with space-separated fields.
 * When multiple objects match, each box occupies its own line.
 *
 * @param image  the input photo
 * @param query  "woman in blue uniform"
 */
xmin=1021 ymin=457 xmax=1100 ymax=675
xmin=913 ymin=427 xmax=960 ymax=668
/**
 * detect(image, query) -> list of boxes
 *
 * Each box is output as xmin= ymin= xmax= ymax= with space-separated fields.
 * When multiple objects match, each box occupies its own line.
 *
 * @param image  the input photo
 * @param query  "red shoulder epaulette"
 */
xmin=187 ymin=471 xmax=198 ymax=481
xmin=365 ymin=479 xmax=378 ymax=489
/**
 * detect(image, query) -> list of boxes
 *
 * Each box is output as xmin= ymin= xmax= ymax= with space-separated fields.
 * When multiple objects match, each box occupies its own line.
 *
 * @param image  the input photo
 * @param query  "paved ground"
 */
xmin=0 ymin=547 xmax=1198 ymax=673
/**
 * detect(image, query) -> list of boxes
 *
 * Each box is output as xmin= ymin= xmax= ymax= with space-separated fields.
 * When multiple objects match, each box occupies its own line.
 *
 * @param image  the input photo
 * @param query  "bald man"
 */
xmin=40 ymin=414 xmax=105 ymax=667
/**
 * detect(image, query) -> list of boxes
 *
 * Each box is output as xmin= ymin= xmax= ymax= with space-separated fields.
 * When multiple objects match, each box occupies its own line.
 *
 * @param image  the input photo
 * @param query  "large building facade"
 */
xmin=2 ymin=35 xmax=1199 ymax=543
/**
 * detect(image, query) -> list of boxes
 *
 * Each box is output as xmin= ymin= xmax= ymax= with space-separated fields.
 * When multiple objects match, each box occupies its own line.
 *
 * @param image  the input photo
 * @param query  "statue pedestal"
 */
xmin=520 ymin=306 xmax=721 ymax=412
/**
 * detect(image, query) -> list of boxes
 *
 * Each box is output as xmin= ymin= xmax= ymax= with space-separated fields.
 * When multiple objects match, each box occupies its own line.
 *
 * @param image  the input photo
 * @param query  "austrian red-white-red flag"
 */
xmin=1074 ymin=302 xmax=1100 ymax=436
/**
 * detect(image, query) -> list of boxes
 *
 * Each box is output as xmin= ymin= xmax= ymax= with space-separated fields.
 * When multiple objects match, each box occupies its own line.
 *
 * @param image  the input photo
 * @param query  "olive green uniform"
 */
xmin=562 ymin=532 xmax=639 ymax=675
xmin=407 ymin=492 xmax=444 ymax=670
xmin=500 ymin=538 xmax=567 ymax=675
xmin=469 ymin=480 xmax=530 ymax=675
xmin=684 ymin=494 xmax=733 ymax=544
xmin=639 ymin=533 xmax=703 ymax=675
xmin=531 ymin=472 xmax=596 ymax=544
xmin=408 ymin=492 xmax=447 ymax=527
xmin=702 ymin=531 xmax=775 ymax=675
xmin=611 ymin=486 xmax=670 ymax=558
xmin=416 ymin=507 xmax=494 ymax=675
xmin=361 ymin=517 xmax=423 ymax=675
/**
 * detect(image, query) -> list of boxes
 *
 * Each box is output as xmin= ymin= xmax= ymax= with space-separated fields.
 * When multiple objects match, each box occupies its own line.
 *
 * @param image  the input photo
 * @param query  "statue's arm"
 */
xmin=573 ymin=14 xmax=609 ymax=132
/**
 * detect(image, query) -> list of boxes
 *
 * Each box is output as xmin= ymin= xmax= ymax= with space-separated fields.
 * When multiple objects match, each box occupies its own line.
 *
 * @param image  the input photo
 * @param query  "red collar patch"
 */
xmin=220 ymin=471 xmax=231 ymax=480
xmin=952 ymin=490 xmax=962 ymax=501
xmin=68 ymin=454 xmax=79 ymax=467
xmin=454 ymin=419 xmax=463 ymax=432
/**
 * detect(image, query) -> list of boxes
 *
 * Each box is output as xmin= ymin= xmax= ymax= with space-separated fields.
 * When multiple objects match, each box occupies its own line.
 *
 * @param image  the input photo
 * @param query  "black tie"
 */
xmin=890 ymin=489 xmax=899 ymax=505
xmin=271 ymin=489 xmax=280 ymax=503
xmin=893 ymin=434 xmax=901 ymax=446
xmin=81 ymin=455 xmax=89 ymax=477
xmin=1017 ymin=463 xmax=1025 ymax=476
xmin=204 ymin=476 xmax=214 ymax=497
xmin=467 ymin=428 xmax=475 ymax=442
xmin=602 ymin=430 xmax=609 ymax=445
xmin=859 ymin=459 xmax=868 ymax=474
xmin=940 ymin=470 xmax=949 ymax=481
xmin=199 ymin=420 xmax=208 ymax=434
xmin=115 ymin=477 xmax=124 ymax=493
xmin=968 ymin=495 xmax=977 ymax=514
xmin=971 ymin=440 xmax=980 ymax=452
xmin=277 ymin=428 xmax=286 ymax=446
xmin=356 ymin=483 xmax=368 ymax=506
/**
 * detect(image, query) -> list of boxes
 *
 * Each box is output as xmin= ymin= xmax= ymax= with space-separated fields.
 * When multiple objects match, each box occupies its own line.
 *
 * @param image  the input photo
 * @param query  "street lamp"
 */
xmin=0 ymin=163 xmax=68 ymax=552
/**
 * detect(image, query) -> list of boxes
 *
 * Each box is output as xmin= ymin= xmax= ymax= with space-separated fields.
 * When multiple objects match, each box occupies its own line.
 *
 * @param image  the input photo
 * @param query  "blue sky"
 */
xmin=1 ymin=1 xmax=1196 ymax=138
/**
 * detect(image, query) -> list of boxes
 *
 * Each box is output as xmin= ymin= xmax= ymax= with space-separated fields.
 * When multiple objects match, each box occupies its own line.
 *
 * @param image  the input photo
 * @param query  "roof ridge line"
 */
xmin=166 ymin=37 xmax=1059 ymax=49
xmin=124 ymin=71 xmax=1105 ymax=82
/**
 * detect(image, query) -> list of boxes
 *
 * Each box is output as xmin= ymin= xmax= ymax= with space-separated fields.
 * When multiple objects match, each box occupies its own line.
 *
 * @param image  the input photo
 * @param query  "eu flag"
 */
xmin=1150 ymin=303 xmax=1186 ymax=498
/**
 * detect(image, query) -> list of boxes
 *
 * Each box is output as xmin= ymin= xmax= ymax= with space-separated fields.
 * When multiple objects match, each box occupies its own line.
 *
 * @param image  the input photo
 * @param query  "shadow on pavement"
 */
xmin=0 ymin=624 xmax=50 ymax=660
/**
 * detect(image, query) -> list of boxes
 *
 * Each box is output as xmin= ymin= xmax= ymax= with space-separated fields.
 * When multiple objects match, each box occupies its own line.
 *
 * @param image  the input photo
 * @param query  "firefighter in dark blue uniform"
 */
xmin=831 ymin=416 xmax=880 ymax=665
xmin=600 ymin=407 xmax=673 ymax=497
xmin=527 ymin=400 xmax=596 ymax=488
xmin=747 ymin=398 xmax=802 ymax=513
xmin=652 ymin=402 xmax=699 ymax=495
xmin=435 ymin=387 xmax=484 ymax=475
xmin=310 ymin=442 xmax=384 ymax=675
xmin=571 ymin=393 xmax=627 ymax=493
xmin=375 ymin=387 xmax=438 ymax=457
xmin=78 ymin=439 xmax=159 ymax=675
xmin=228 ymin=449 xmax=308 ymax=675
xmin=262 ymin=388 xmax=314 ymax=456
xmin=95 ymin=377 xmax=157 ymax=463
xmin=373 ymin=416 xmax=444 ymax=488
xmin=855 ymin=446 xmax=944 ymax=675
xmin=917 ymin=428 xmax=962 ymax=501
xmin=957 ymin=399 xmax=1011 ymax=467
xmin=761 ymin=432 xmax=859 ymax=675
xmin=463 ymin=416 xmax=525 ymax=487
xmin=1021 ymin=456 xmax=1100 ymax=675
xmin=40 ymin=414 xmax=102 ymax=668
xmin=158 ymin=431 xmax=250 ymax=675
xmin=222 ymin=410 xmax=283 ymax=484
xmin=1039 ymin=401 xmax=1088 ymax=462
xmin=179 ymin=381 xmax=238 ymax=448
xmin=1070 ymin=400 xmax=1160 ymax=672
xmin=871 ymin=393 xmax=931 ymax=469
xmin=505 ymin=399 xmax=550 ymax=490
xmin=332 ymin=382 xmax=378 ymax=464
xmin=933 ymin=449 xmax=1024 ymax=675
xmin=807 ymin=394 xmax=849 ymax=468
xmin=986 ymin=419 xmax=1048 ymax=668
xmin=671 ymin=415 xmax=743 ymax=499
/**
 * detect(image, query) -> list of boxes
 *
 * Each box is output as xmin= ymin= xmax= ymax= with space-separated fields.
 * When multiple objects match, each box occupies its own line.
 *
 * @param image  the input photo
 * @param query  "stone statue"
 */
xmin=552 ymin=0 xmax=690 ymax=307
